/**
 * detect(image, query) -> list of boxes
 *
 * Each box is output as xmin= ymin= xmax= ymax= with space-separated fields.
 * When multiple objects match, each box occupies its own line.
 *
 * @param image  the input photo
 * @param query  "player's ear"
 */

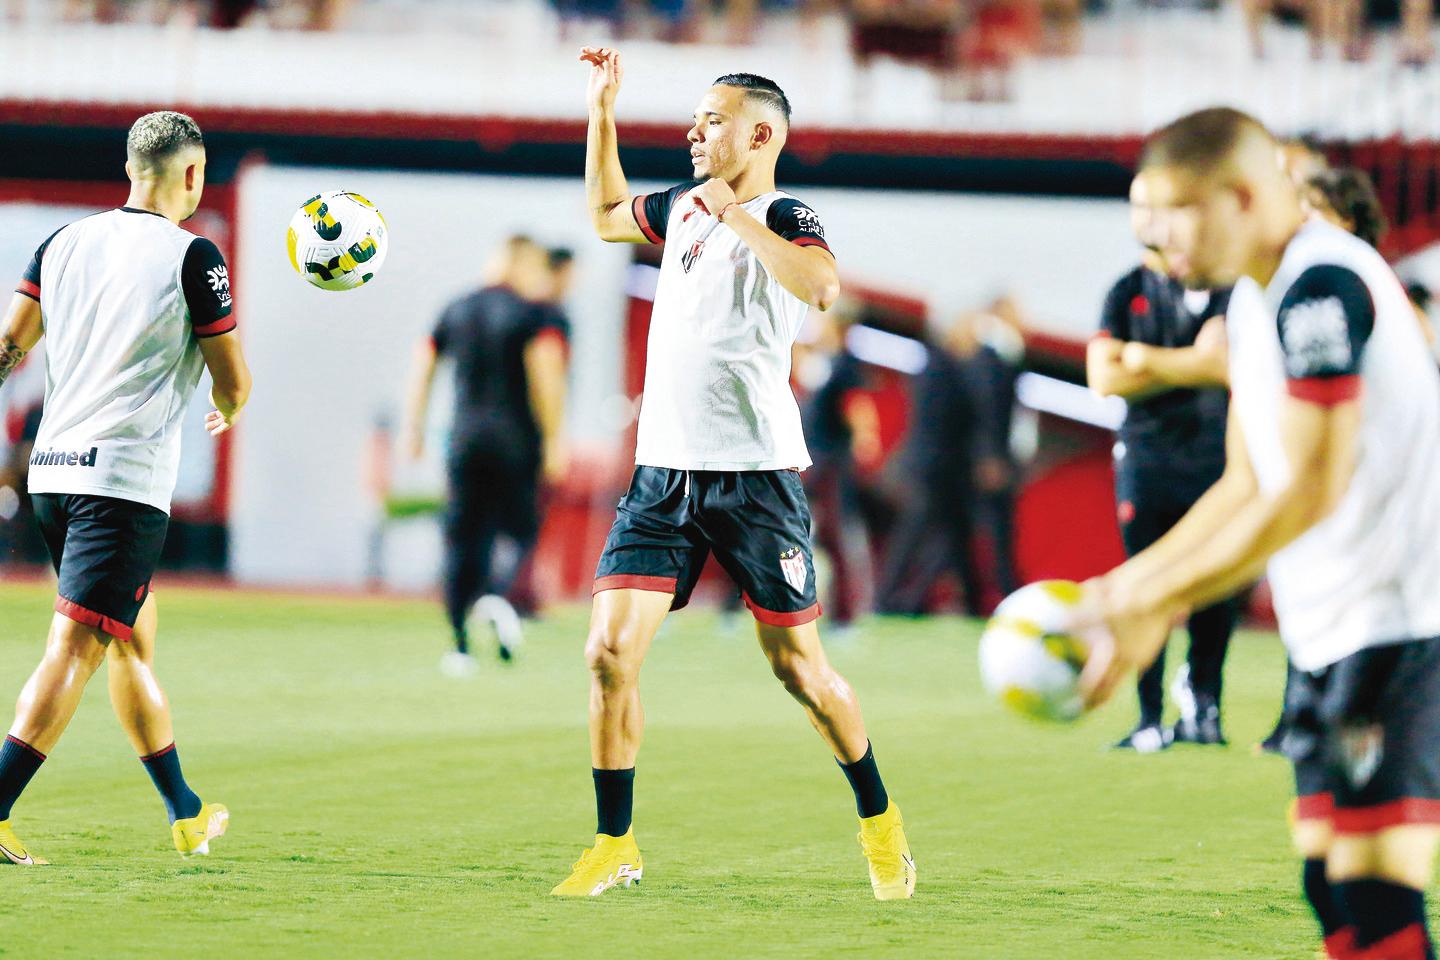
xmin=1232 ymin=182 xmax=1255 ymax=212
xmin=184 ymin=163 xmax=197 ymax=191
xmin=752 ymin=122 xmax=773 ymax=150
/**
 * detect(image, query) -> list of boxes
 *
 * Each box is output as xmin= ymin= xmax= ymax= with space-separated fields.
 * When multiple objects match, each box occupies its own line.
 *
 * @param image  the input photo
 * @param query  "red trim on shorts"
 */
xmin=1287 ymin=375 xmax=1362 ymax=406
xmin=532 ymin=327 xmax=570 ymax=360
xmin=743 ymin=595 xmax=822 ymax=627
xmin=54 ymin=596 xmax=133 ymax=641
xmin=1332 ymin=798 xmax=1440 ymax=834
xmin=192 ymin=317 xmax=237 ymax=338
xmin=1355 ymin=923 xmax=1430 ymax=959
xmin=632 ymin=195 xmax=662 ymax=245
xmin=1323 ymin=927 xmax=1355 ymax=960
xmin=139 ymin=742 xmax=177 ymax=762
xmin=592 ymin=574 xmax=677 ymax=596
xmin=1296 ymin=792 xmax=1335 ymax=821
xmin=4 ymin=735 xmax=45 ymax=762
xmin=15 ymin=280 xmax=39 ymax=301
xmin=1089 ymin=330 xmax=1113 ymax=341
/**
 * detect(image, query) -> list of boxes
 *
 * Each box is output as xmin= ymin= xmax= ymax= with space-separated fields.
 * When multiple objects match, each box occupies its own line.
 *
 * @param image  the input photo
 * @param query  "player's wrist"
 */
xmin=716 ymin=201 xmax=741 ymax=223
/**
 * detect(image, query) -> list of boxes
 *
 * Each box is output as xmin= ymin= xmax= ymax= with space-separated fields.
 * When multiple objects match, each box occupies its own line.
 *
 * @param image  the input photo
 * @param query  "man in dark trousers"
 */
xmin=403 ymin=235 xmax=570 ymax=675
xmin=1088 ymin=193 xmax=1236 ymax=753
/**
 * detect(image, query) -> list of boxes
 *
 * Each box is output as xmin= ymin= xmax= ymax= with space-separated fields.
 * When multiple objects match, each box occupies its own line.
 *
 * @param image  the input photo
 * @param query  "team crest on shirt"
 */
xmin=681 ymin=239 xmax=706 ymax=273
xmin=779 ymin=547 xmax=808 ymax=593
xmin=207 ymin=265 xmax=232 ymax=307
xmin=1280 ymin=296 xmax=1350 ymax=377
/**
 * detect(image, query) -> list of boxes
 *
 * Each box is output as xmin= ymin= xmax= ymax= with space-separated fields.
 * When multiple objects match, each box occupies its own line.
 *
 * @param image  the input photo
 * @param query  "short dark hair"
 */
xmin=126 ymin=111 xmax=204 ymax=171
xmin=547 ymin=247 xmax=575 ymax=271
xmin=1140 ymin=107 xmax=1270 ymax=174
xmin=1309 ymin=167 xmax=1387 ymax=247
xmin=713 ymin=73 xmax=791 ymax=125
xmin=1407 ymin=281 xmax=1433 ymax=312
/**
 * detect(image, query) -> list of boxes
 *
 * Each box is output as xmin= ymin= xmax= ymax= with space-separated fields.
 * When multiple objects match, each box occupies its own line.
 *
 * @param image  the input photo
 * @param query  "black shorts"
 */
xmin=593 ymin=466 xmax=820 ymax=626
xmin=32 ymin=493 xmax=168 ymax=642
xmin=1286 ymin=638 xmax=1440 ymax=833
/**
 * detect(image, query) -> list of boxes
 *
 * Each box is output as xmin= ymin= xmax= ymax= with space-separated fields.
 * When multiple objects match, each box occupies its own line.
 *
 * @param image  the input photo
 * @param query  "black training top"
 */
xmin=431 ymin=285 xmax=569 ymax=462
xmin=1099 ymin=266 xmax=1231 ymax=469
xmin=804 ymin=350 xmax=866 ymax=462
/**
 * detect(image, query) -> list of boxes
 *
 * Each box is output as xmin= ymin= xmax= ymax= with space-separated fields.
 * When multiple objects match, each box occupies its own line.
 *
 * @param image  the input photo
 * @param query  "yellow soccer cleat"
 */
xmin=550 ymin=830 xmax=644 ymax=897
xmin=172 ymin=802 xmax=229 ymax=858
xmin=0 ymin=821 xmax=46 ymax=865
xmin=858 ymin=801 xmax=915 ymax=900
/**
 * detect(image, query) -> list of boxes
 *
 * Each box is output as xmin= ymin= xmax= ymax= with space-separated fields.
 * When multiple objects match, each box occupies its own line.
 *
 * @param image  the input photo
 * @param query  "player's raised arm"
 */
xmin=580 ymin=47 xmax=647 ymax=244
xmin=0 ymin=293 xmax=43 ymax=390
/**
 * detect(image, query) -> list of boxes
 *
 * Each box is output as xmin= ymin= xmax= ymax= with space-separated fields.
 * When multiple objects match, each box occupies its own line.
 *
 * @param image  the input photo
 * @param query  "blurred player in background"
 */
xmin=0 ymin=111 xmax=249 ymax=863
xmin=1081 ymin=108 xmax=1440 ymax=960
xmin=1087 ymin=183 xmax=1236 ymax=753
xmin=403 ymin=235 xmax=570 ymax=674
xmin=552 ymin=47 xmax=913 ymax=900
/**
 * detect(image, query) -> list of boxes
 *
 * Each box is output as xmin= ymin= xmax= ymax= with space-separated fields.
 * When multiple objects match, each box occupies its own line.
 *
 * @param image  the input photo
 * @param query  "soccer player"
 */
xmin=1079 ymin=108 xmax=1440 ymax=960
xmin=403 ymin=235 xmax=569 ymax=673
xmin=551 ymin=48 xmax=914 ymax=899
xmin=1087 ymin=186 xmax=1236 ymax=753
xmin=0 ymin=111 xmax=250 ymax=863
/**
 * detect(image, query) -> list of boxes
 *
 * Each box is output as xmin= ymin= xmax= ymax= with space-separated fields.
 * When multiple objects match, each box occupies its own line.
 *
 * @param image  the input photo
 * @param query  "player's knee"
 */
xmin=769 ymin=652 xmax=822 ymax=705
xmin=585 ymin=627 xmax=637 ymax=690
xmin=47 ymin=620 xmax=108 ymax=670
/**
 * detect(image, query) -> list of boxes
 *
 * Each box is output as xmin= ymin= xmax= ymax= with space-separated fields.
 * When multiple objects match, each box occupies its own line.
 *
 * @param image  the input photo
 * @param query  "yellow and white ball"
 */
xmin=286 ymin=191 xmax=389 ymax=292
xmin=979 ymin=580 xmax=1091 ymax=723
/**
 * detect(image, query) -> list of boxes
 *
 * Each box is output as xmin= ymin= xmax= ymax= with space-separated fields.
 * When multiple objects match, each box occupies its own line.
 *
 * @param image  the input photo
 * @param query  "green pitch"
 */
xmin=0 ymin=582 xmax=1316 ymax=958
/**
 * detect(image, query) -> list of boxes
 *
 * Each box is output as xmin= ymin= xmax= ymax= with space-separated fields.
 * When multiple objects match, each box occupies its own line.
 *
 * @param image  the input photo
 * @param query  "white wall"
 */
xmin=230 ymin=165 xmax=1137 ymax=586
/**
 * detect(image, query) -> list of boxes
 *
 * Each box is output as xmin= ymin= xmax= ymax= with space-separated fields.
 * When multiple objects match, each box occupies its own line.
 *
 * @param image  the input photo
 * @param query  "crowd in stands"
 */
xmin=5 ymin=0 xmax=1433 ymax=78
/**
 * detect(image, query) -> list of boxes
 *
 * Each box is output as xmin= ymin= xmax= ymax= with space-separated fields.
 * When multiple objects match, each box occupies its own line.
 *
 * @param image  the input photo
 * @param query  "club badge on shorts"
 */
xmin=779 ymin=547 xmax=808 ymax=594
xmin=1339 ymin=722 xmax=1384 ymax=789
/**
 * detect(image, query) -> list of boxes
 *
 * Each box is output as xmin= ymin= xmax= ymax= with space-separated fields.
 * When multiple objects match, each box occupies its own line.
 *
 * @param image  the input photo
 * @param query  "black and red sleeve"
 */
xmin=1276 ymin=264 xmax=1374 ymax=405
xmin=766 ymin=197 xmax=831 ymax=255
xmin=1096 ymin=269 xmax=1141 ymax=342
xmin=15 ymin=228 xmax=62 ymax=303
xmin=631 ymin=184 xmax=692 ymax=245
xmin=180 ymin=237 xmax=235 ymax=338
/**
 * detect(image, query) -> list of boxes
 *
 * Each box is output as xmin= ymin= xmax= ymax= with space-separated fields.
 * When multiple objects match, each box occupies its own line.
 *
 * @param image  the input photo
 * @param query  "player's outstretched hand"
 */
xmin=1074 ymin=575 xmax=1182 ymax=710
xmin=205 ymin=409 xmax=237 ymax=437
xmin=691 ymin=178 xmax=738 ymax=220
xmin=579 ymin=47 xmax=623 ymax=111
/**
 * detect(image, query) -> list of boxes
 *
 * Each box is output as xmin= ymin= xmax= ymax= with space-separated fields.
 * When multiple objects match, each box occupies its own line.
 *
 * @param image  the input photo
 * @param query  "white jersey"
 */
xmin=629 ymin=184 xmax=830 ymax=471
xmin=17 ymin=207 xmax=235 ymax=514
xmin=1227 ymin=219 xmax=1440 ymax=670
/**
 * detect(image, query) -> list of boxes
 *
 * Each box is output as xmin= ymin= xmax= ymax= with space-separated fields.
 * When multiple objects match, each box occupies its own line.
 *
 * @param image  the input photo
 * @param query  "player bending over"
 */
xmin=551 ymin=48 xmax=914 ymax=900
xmin=0 ymin=111 xmax=251 ymax=863
xmin=1080 ymin=108 xmax=1440 ymax=960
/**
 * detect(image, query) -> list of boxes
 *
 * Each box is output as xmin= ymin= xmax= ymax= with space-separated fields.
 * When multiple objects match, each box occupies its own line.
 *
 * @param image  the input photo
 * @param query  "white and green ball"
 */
xmin=979 ymin=580 xmax=1091 ymax=723
xmin=286 ymin=191 xmax=389 ymax=292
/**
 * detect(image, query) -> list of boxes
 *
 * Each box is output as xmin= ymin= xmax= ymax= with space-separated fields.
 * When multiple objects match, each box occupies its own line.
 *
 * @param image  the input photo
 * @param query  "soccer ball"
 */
xmin=286 ymin=191 xmax=389 ymax=291
xmin=979 ymin=580 xmax=1092 ymax=723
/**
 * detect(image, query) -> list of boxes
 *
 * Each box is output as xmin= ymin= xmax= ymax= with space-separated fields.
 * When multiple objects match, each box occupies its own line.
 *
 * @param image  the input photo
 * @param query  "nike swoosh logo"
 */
xmin=0 ymin=841 xmax=34 ymax=865
xmin=903 ymin=855 xmax=916 ymax=871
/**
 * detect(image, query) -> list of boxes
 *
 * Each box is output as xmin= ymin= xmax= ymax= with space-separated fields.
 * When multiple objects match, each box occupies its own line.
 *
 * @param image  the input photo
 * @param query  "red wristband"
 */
xmin=717 ymin=201 xmax=738 ymax=222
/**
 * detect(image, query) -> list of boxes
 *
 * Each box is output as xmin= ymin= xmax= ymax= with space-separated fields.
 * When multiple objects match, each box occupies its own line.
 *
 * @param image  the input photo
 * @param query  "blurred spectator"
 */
xmin=1280 ymin=135 xmax=1330 ymax=189
xmin=1305 ymin=165 xmax=1387 ymax=247
xmin=850 ymin=0 xmax=966 ymax=86
xmin=799 ymin=305 xmax=882 ymax=628
xmin=876 ymin=312 xmax=988 ymax=616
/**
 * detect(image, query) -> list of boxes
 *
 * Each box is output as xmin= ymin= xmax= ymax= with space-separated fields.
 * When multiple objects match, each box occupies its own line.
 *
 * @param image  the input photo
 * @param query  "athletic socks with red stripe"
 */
xmin=140 ymin=743 xmax=203 ymax=824
xmin=1332 ymin=879 xmax=1434 ymax=960
xmin=0 ymin=735 xmax=46 ymax=821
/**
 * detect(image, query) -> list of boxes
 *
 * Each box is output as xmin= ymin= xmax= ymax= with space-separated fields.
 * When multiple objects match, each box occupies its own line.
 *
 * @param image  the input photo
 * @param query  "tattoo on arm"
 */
xmin=0 ymin=337 xmax=27 ymax=389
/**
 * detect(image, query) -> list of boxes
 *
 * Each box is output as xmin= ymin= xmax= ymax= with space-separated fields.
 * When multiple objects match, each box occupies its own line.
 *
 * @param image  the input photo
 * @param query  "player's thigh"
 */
xmin=50 ymin=495 xmax=168 ymax=644
xmin=108 ymin=593 xmax=159 ymax=666
xmin=586 ymin=587 xmax=673 ymax=680
xmin=1286 ymin=665 xmax=1337 ymax=857
xmin=705 ymin=470 xmax=820 ymax=629
xmin=1323 ymin=638 xmax=1440 ymax=883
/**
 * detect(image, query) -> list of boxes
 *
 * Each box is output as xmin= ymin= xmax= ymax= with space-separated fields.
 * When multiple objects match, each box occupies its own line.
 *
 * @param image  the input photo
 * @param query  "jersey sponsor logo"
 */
xmin=791 ymin=206 xmax=825 ymax=239
xmin=681 ymin=239 xmax=706 ymax=273
xmin=207 ymin=265 xmax=233 ymax=308
xmin=29 ymin=446 xmax=98 ymax=468
xmin=1280 ymin=296 xmax=1352 ymax=377
xmin=779 ymin=547 xmax=808 ymax=593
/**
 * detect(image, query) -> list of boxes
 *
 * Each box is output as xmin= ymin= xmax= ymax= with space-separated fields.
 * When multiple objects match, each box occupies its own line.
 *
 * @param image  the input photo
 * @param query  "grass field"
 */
xmin=0 ymin=581 xmax=1326 ymax=958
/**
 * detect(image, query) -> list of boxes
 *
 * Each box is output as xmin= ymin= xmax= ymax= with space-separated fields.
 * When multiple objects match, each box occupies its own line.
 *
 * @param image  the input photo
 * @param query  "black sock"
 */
xmin=838 ymin=742 xmax=890 ymax=819
xmin=1304 ymin=859 xmax=1346 ymax=936
xmin=1334 ymin=878 xmax=1433 ymax=954
xmin=0 ymin=736 xmax=46 ymax=821
xmin=593 ymin=767 xmax=634 ymax=838
xmin=140 ymin=743 xmax=203 ymax=824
